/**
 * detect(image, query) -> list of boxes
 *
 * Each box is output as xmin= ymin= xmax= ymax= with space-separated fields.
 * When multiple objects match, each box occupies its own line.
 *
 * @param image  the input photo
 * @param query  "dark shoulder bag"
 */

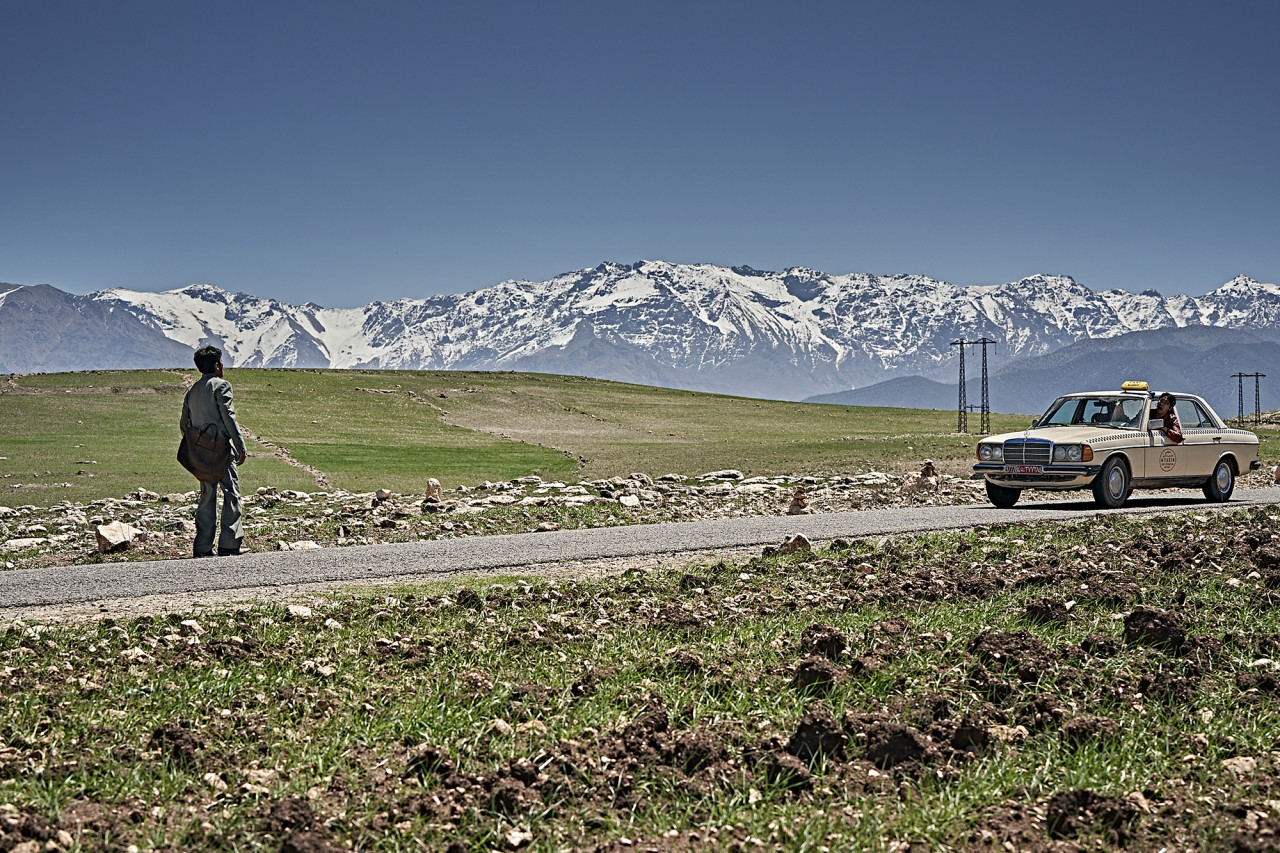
xmin=178 ymin=424 xmax=232 ymax=483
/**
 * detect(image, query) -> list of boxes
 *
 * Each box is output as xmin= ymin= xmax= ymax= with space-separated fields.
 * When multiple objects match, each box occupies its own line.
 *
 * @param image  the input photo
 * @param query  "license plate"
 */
xmin=1004 ymin=465 xmax=1043 ymax=475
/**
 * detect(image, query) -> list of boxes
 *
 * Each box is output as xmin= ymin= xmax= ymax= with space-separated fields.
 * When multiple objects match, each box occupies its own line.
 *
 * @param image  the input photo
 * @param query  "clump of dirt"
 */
xmin=1237 ymin=671 xmax=1280 ymax=696
xmin=1062 ymin=715 xmax=1121 ymax=746
xmin=404 ymin=744 xmax=454 ymax=779
xmin=262 ymin=797 xmax=319 ymax=834
xmin=801 ymin=623 xmax=848 ymax=659
xmin=791 ymin=656 xmax=845 ymax=695
xmin=571 ymin=665 xmax=617 ymax=697
xmin=662 ymin=650 xmax=703 ymax=674
xmin=948 ymin=717 xmax=989 ymax=752
xmin=969 ymin=630 xmax=1051 ymax=681
xmin=148 ymin=721 xmax=204 ymax=769
xmin=1024 ymin=597 xmax=1072 ymax=624
xmin=1136 ymin=670 xmax=1197 ymax=704
xmin=280 ymin=831 xmax=345 ymax=853
xmin=762 ymin=751 xmax=812 ymax=791
xmin=652 ymin=605 xmax=705 ymax=631
xmin=1046 ymin=789 xmax=1139 ymax=841
xmin=863 ymin=722 xmax=934 ymax=768
xmin=1124 ymin=606 xmax=1187 ymax=652
xmin=1018 ymin=693 xmax=1070 ymax=729
xmin=489 ymin=777 xmax=531 ymax=814
xmin=1080 ymin=633 xmax=1119 ymax=657
xmin=786 ymin=709 xmax=846 ymax=764
xmin=0 ymin=812 xmax=56 ymax=849
xmin=1231 ymin=813 xmax=1280 ymax=853
xmin=674 ymin=731 xmax=726 ymax=774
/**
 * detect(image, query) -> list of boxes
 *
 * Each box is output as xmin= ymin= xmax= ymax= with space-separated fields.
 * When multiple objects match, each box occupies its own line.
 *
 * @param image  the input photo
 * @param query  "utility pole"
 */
xmin=973 ymin=337 xmax=997 ymax=434
xmin=1231 ymin=372 xmax=1266 ymax=423
xmin=951 ymin=339 xmax=968 ymax=433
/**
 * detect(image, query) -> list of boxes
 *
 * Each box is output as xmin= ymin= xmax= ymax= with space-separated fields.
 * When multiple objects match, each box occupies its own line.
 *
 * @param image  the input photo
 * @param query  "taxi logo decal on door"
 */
xmin=1159 ymin=448 xmax=1177 ymax=472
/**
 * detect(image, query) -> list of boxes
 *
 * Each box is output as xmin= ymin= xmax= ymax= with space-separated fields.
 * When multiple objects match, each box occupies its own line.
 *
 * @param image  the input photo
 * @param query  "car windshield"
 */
xmin=1039 ymin=396 xmax=1146 ymax=429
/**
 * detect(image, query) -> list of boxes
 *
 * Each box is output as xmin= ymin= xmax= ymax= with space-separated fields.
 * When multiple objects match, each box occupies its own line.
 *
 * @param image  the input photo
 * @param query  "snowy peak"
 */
xmin=6 ymin=264 xmax=1279 ymax=400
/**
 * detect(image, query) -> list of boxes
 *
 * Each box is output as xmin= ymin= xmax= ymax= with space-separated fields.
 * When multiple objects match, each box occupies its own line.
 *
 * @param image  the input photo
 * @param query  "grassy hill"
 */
xmin=0 ymin=367 xmax=1143 ymax=507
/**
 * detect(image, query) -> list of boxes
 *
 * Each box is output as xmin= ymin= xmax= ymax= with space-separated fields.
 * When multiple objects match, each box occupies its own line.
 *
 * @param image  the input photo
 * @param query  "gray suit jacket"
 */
xmin=181 ymin=374 xmax=247 ymax=457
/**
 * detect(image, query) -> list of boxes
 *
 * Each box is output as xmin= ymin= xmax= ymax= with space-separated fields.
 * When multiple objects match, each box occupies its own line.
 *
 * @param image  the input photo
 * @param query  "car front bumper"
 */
xmin=973 ymin=463 xmax=1102 ymax=489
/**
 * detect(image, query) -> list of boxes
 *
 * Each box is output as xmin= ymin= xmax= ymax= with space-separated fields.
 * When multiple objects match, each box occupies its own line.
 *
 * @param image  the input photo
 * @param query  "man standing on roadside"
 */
xmin=181 ymin=345 xmax=248 ymax=556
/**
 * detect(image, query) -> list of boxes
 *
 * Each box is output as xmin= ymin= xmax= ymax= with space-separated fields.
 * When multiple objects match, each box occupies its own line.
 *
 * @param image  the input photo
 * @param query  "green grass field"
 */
xmin=3 ymin=369 xmax=1273 ymax=508
xmin=0 ymin=508 xmax=1276 ymax=850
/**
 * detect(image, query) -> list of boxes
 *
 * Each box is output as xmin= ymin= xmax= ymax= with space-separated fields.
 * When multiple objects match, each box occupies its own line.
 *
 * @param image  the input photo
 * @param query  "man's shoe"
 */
xmin=217 ymin=547 xmax=241 ymax=556
xmin=194 ymin=551 xmax=214 ymax=558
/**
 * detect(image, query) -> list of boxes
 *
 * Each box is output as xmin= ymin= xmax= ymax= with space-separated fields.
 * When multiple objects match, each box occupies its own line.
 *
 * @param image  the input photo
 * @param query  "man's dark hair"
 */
xmin=1159 ymin=392 xmax=1177 ymax=408
xmin=194 ymin=345 xmax=222 ymax=374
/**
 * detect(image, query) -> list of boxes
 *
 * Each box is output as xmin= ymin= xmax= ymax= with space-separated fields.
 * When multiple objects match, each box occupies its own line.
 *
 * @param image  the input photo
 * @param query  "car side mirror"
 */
xmin=1148 ymin=418 xmax=1164 ymax=431
xmin=1030 ymin=418 xmax=1040 ymax=428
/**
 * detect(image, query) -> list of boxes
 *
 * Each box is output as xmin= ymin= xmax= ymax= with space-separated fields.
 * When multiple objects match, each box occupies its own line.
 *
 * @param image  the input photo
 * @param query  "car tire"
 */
xmin=986 ymin=481 xmax=1021 ymax=508
xmin=1092 ymin=456 xmax=1131 ymax=508
xmin=1202 ymin=458 xmax=1235 ymax=502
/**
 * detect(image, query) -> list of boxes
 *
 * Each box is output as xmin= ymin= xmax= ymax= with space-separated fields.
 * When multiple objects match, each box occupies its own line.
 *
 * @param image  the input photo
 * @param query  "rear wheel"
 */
xmin=986 ymin=481 xmax=1021 ymax=508
xmin=1203 ymin=458 xmax=1235 ymax=502
xmin=1092 ymin=456 xmax=1131 ymax=508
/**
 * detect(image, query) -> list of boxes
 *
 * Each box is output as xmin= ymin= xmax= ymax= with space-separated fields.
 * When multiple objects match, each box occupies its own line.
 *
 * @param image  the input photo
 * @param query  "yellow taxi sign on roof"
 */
xmin=1120 ymin=380 xmax=1149 ymax=391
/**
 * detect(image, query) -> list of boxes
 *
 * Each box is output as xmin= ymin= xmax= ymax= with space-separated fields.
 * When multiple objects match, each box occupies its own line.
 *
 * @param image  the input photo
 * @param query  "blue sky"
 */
xmin=2 ymin=1 xmax=1277 ymax=306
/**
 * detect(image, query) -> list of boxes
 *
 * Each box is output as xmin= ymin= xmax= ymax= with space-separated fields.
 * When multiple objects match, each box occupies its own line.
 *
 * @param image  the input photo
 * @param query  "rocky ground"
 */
xmin=6 ymin=465 xmax=1279 ymax=573
xmin=0 ymin=467 xmax=994 ymax=570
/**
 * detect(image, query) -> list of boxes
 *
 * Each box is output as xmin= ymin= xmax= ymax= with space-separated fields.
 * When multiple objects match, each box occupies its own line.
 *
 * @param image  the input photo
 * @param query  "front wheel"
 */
xmin=1203 ymin=459 xmax=1235 ymax=502
xmin=986 ymin=481 xmax=1021 ymax=508
xmin=1092 ymin=456 xmax=1131 ymax=508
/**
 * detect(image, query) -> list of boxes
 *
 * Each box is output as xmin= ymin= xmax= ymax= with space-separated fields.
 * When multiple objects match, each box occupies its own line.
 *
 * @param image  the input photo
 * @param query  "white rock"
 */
xmin=278 ymin=540 xmax=322 ymax=551
xmin=95 ymin=521 xmax=139 ymax=553
xmin=702 ymin=469 xmax=744 ymax=481
xmin=781 ymin=534 xmax=811 ymax=553
xmin=1 ymin=537 xmax=47 ymax=552
xmin=619 ymin=495 xmax=641 ymax=508
xmin=1222 ymin=756 xmax=1258 ymax=776
xmin=425 ymin=478 xmax=444 ymax=502
xmin=287 ymin=604 xmax=314 ymax=619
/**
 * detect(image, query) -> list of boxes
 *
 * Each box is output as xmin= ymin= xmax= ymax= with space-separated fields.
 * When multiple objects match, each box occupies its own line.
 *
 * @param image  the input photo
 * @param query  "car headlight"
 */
xmin=978 ymin=444 xmax=1003 ymax=461
xmin=1052 ymin=445 xmax=1085 ymax=463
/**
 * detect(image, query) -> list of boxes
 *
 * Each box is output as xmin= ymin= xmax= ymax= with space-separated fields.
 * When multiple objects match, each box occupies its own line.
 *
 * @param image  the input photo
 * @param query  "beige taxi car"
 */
xmin=974 ymin=382 xmax=1261 ymax=508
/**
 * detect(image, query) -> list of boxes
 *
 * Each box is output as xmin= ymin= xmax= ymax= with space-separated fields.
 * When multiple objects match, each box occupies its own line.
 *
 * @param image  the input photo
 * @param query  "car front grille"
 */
xmin=1003 ymin=438 xmax=1052 ymax=466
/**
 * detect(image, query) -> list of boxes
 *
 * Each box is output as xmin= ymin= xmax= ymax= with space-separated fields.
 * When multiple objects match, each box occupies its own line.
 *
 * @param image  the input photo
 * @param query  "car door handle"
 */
xmin=1213 ymin=436 xmax=1222 ymax=442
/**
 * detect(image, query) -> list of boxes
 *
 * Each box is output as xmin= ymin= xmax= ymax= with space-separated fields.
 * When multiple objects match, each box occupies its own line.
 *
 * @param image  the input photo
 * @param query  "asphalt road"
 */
xmin=3 ymin=487 xmax=1279 ymax=612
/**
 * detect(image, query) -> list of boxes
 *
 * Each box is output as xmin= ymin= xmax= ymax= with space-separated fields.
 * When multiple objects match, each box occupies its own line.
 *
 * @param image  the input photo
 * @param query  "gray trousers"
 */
xmin=194 ymin=460 xmax=243 ymax=554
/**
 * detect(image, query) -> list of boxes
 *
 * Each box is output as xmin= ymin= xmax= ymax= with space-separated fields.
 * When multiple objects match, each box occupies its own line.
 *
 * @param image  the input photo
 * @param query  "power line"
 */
xmin=951 ymin=339 xmax=968 ymax=432
xmin=1231 ymin=372 xmax=1266 ymax=424
xmin=972 ymin=337 xmax=997 ymax=434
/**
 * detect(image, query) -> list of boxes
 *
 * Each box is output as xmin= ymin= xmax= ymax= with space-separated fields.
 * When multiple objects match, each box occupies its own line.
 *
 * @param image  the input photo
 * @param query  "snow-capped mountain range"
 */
xmin=3 ymin=262 xmax=1279 ymax=401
